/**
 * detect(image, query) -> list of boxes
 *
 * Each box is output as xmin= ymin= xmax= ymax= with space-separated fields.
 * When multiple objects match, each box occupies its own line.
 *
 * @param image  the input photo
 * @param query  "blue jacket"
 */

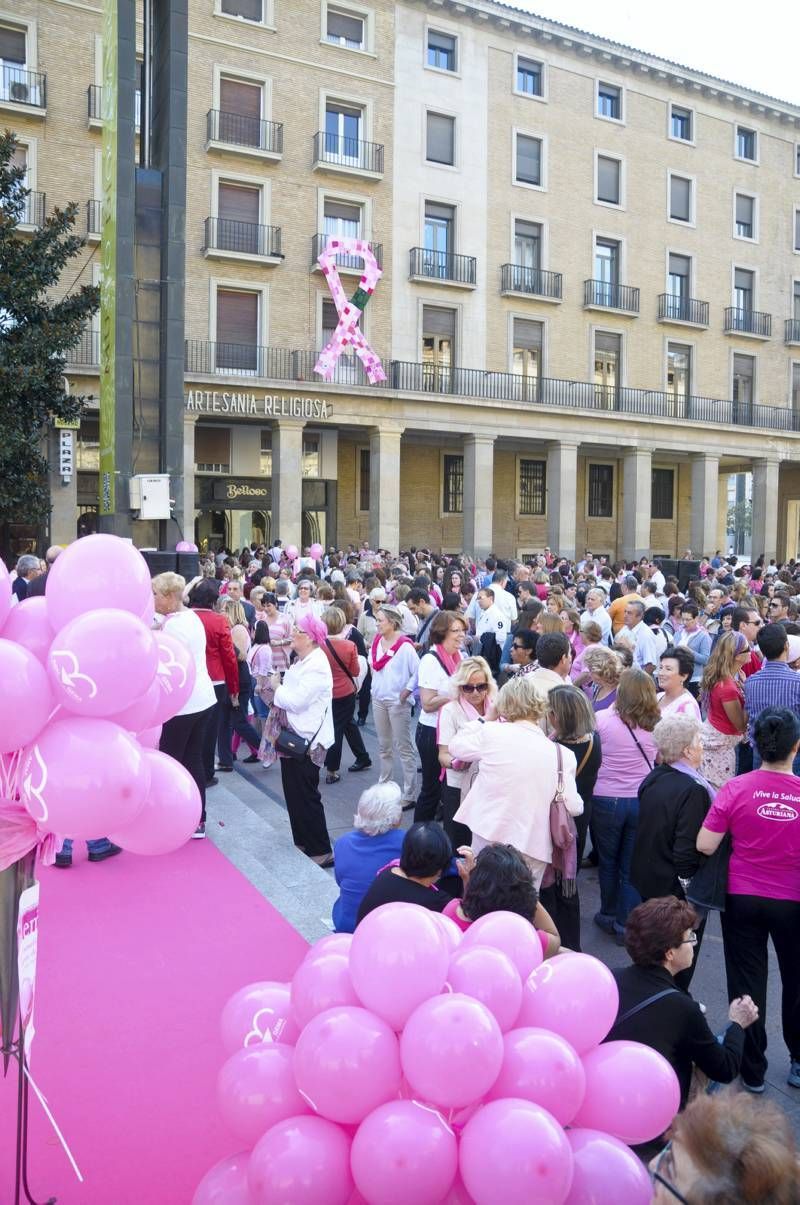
xmin=332 ymin=828 xmax=405 ymax=932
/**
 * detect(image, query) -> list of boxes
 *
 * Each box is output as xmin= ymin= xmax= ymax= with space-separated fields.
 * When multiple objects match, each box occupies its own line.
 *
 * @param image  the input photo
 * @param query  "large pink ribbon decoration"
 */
xmin=314 ymin=238 xmax=386 ymax=385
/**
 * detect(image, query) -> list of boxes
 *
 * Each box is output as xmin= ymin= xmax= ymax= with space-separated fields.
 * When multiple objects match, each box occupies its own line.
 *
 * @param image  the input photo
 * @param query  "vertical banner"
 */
xmin=98 ymin=0 xmax=118 ymax=516
xmin=16 ymin=881 xmax=39 ymax=1065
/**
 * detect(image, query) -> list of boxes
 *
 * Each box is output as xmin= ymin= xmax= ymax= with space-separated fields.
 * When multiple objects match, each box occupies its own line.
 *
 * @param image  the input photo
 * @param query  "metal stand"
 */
xmin=3 ymin=1033 xmax=56 ymax=1205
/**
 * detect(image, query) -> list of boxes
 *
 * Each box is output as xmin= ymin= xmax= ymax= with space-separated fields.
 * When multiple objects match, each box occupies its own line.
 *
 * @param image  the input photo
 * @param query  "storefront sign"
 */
xmin=211 ymin=480 xmax=270 ymax=506
xmin=185 ymin=391 xmax=333 ymax=420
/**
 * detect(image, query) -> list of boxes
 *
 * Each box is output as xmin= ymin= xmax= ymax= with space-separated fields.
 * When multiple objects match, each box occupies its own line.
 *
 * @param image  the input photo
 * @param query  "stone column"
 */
xmin=621 ymin=447 xmax=652 ymax=561
xmin=368 ymin=425 xmax=404 ymax=553
xmin=463 ymin=434 xmax=495 ymax=560
xmin=751 ymin=458 xmax=781 ymax=563
xmin=273 ymin=419 xmax=304 ymax=551
xmin=546 ymin=441 xmax=578 ymax=560
xmin=179 ymin=413 xmax=196 ymax=544
xmin=690 ymin=453 xmax=720 ymax=559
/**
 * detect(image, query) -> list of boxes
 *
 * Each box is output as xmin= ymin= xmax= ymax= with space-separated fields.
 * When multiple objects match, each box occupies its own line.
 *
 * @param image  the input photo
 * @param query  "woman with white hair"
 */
xmin=331 ymin=782 xmax=405 ymax=932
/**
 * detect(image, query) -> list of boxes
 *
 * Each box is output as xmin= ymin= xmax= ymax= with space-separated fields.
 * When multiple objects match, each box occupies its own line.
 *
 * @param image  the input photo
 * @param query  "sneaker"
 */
xmin=88 ymin=843 xmax=122 ymax=863
xmin=243 ymin=754 xmax=259 ymax=764
xmin=54 ymin=851 xmax=72 ymax=868
xmin=593 ymin=912 xmax=616 ymax=936
xmin=788 ymin=1061 xmax=800 ymax=1089
xmin=192 ymin=823 xmax=206 ymax=839
xmin=741 ymin=1078 xmax=766 ymax=1094
xmin=216 ymin=765 xmax=234 ymax=773
xmin=206 ymin=776 xmax=219 ymax=787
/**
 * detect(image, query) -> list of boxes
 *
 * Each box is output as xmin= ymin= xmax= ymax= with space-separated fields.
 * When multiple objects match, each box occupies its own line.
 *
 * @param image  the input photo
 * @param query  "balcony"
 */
xmin=0 ymin=67 xmax=46 ymax=114
xmin=18 ymin=191 xmax=45 ymax=228
xmin=206 ymin=110 xmax=283 ymax=160
xmin=86 ymin=199 xmax=102 ymax=241
xmin=723 ymin=307 xmax=771 ymax=339
xmin=203 ymin=218 xmax=283 ymax=264
xmin=500 ymin=264 xmax=562 ymax=302
xmin=65 ymin=330 xmax=100 ymax=370
xmin=183 ymin=340 xmax=800 ymax=433
xmin=312 ymin=132 xmax=384 ymax=179
xmin=87 ymin=84 xmax=141 ymax=129
xmin=409 ymin=248 xmax=477 ymax=288
xmin=786 ymin=319 xmax=800 ymax=346
xmin=657 ymin=294 xmax=710 ymax=328
xmin=311 ymin=233 xmax=383 ymax=272
xmin=583 ymin=280 xmax=640 ymax=315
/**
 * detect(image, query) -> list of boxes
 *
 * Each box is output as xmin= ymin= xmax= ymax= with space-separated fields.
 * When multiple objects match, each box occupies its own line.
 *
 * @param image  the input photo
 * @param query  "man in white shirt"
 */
xmin=489 ymin=571 xmax=518 ymax=625
xmin=585 ymin=588 xmax=612 ymax=645
xmin=623 ymin=600 xmax=659 ymax=675
xmin=475 ymin=588 xmax=508 ymax=652
xmin=648 ymin=560 xmax=666 ymax=594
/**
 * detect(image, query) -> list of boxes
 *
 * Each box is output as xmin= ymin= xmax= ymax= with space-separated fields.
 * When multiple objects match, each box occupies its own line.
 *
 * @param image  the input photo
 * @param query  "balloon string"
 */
xmin=23 ymin=1062 xmax=84 ymax=1182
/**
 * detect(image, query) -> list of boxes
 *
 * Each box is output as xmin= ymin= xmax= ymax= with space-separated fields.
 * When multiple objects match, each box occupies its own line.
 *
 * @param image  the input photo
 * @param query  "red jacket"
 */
xmin=194 ymin=609 xmax=238 ymax=695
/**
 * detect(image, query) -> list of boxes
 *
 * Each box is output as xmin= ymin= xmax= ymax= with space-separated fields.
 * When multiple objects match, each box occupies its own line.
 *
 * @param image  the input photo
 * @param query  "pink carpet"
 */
xmin=0 ymin=841 xmax=309 ymax=1203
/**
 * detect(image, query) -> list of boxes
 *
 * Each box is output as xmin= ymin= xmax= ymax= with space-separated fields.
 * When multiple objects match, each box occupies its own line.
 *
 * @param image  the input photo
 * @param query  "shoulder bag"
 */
xmin=686 ymin=833 xmax=731 ymax=914
xmin=326 ymin=637 xmax=359 ymax=696
xmin=624 ymin=722 xmax=653 ymax=770
xmin=545 ymin=744 xmax=578 ymax=895
xmin=275 ymin=710 xmax=327 ymax=761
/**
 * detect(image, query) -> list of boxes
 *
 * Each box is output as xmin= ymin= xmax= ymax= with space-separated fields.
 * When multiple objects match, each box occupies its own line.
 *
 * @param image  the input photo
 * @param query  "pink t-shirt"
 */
xmin=593 ymin=711 xmax=658 ymax=797
xmin=703 ymin=769 xmax=800 ymax=901
xmin=442 ymin=898 xmax=549 ymax=955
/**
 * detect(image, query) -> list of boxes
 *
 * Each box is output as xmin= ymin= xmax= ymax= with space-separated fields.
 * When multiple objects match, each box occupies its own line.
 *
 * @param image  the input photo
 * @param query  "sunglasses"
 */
xmin=461 ymin=683 xmax=489 ymax=694
xmin=512 ymin=643 xmax=527 ymax=650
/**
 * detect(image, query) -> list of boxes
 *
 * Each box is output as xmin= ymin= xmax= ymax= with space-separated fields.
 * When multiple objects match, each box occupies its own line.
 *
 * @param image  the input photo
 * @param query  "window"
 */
xmin=216 ymin=288 xmax=259 ymax=372
xmin=791 ymin=363 xmax=800 ymax=416
xmin=516 ymin=57 xmax=543 ymax=97
xmin=514 ymin=218 xmax=541 ymax=270
xmin=796 ymin=144 xmax=800 ymax=177
xmin=594 ymin=238 xmax=619 ymax=287
xmin=588 ymin=464 xmax=614 ymax=517
xmin=422 ymin=305 xmax=455 ymax=391
xmin=424 ymin=201 xmax=454 ymax=260
xmin=0 ymin=22 xmax=33 ymax=104
xmin=736 ymin=125 xmax=756 ymax=161
xmin=794 ymin=280 xmax=800 ymax=321
xmin=515 ymin=133 xmax=542 ymax=186
xmin=325 ymin=102 xmax=362 ymax=161
xmin=442 ymin=454 xmax=463 ymax=513
xmin=670 ymin=104 xmax=692 ymax=142
xmin=735 ymin=193 xmax=755 ymax=239
xmin=216 ymin=181 xmax=262 ymax=253
xmin=594 ymin=331 xmax=620 ymax=402
xmin=669 ymin=174 xmax=692 ymax=223
xmin=220 ymin=0 xmax=263 ymax=22
xmin=667 ymin=253 xmax=690 ymax=306
xmin=734 ymin=267 xmax=754 ymax=312
xmin=518 ymin=459 xmax=546 ymax=515
xmin=597 ymin=82 xmax=622 ymax=120
xmin=323 ymin=198 xmax=363 ymax=262
xmin=260 ymin=430 xmax=272 ymax=476
xmin=358 ymin=447 xmax=370 ymax=511
xmin=325 ymin=6 xmax=364 ymax=49
xmin=667 ymin=343 xmax=691 ymax=403
xmin=597 ymin=155 xmax=621 ymax=205
xmin=426 ymin=112 xmax=455 ymax=166
xmin=195 ymin=425 xmax=231 ymax=473
xmin=512 ymin=318 xmax=543 ymax=384
xmin=77 ymin=415 xmax=100 ymax=472
xmin=652 ymin=468 xmax=675 ymax=520
xmin=218 ymin=78 xmax=263 ymax=147
xmin=732 ymin=354 xmax=755 ymax=410
xmin=427 ymin=30 xmax=456 ymax=72
xmin=302 ymin=434 xmax=320 ymax=478
xmin=795 ymin=208 xmax=800 ymax=253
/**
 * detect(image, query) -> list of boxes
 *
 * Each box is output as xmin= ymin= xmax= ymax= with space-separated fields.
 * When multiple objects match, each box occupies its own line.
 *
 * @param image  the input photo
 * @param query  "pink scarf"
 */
xmin=432 ymin=644 xmax=461 ymax=677
xmin=370 ymin=634 xmax=413 ymax=672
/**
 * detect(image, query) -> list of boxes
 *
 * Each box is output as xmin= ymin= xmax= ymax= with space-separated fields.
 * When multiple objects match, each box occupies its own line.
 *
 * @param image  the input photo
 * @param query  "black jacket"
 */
xmin=607 ymin=964 xmax=744 ymax=1107
xmin=631 ymin=764 xmax=710 ymax=900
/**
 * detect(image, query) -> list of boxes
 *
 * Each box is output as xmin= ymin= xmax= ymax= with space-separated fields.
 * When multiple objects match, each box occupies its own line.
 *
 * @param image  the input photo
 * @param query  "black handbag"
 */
xmin=686 ymin=833 xmax=731 ymax=914
xmin=275 ymin=711 xmax=327 ymax=761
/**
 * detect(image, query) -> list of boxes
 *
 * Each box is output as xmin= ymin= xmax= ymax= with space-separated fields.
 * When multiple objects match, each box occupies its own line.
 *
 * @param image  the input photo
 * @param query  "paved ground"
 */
xmin=206 ymin=711 xmax=800 ymax=1136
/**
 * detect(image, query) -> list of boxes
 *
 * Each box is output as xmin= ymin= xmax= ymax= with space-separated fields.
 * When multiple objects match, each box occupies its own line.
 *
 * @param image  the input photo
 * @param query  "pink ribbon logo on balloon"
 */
xmin=314 ymin=238 xmax=386 ymax=385
xmin=50 ymin=649 xmax=99 ymax=704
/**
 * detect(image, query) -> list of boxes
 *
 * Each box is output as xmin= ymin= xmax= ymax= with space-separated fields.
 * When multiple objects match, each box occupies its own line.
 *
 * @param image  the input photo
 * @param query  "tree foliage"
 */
xmin=0 ymin=130 xmax=100 ymax=526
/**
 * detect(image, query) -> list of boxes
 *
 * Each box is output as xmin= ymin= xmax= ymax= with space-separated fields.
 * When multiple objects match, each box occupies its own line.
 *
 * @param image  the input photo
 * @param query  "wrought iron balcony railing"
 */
xmin=206 ymin=109 xmax=283 ymax=154
xmin=785 ymin=319 xmax=800 ymax=345
xmin=65 ymin=330 xmax=100 ymax=368
xmin=409 ymin=247 xmax=477 ymax=286
xmin=312 ymin=131 xmax=384 ymax=173
xmin=724 ymin=307 xmax=772 ymax=337
xmin=657 ymin=294 xmax=710 ymax=326
xmin=86 ymin=199 xmax=102 ymax=236
xmin=583 ymin=279 xmax=640 ymax=313
xmin=311 ymin=233 xmax=383 ymax=270
xmin=0 ymin=67 xmax=46 ymax=109
xmin=19 ymin=191 xmax=45 ymax=227
xmin=500 ymin=264 xmax=562 ymax=300
xmin=203 ymin=218 xmax=282 ymax=259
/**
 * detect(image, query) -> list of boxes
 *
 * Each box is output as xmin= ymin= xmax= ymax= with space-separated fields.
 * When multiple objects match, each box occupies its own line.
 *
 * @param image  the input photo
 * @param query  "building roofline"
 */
xmin=421 ymin=0 xmax=800 ymax=122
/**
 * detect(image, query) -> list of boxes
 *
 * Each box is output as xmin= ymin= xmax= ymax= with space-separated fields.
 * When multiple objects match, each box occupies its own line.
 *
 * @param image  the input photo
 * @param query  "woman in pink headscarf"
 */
xmin=261 ymin=612 xmax=336 ymax=866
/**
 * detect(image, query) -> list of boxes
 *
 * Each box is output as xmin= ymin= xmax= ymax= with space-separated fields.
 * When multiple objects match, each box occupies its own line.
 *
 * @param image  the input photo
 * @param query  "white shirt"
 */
xmin=627 ymin=620 xmax=659 ymax=671
xmin=649 ymin=570 xmax=666 ymax=592
xmin=585 ymin=604 xmax=612 ymax=644
xmin=370 ymin=639 xmax=420 ymax=704
xmin=475 ymin=604 xmax=508 ymax=648
xmin=162 ymin=609 xmax=217 ymax=715
xmin=416 ymin=650 xmax=456 ymax=728
xmin=273 ymin=645 xmax=334 ymax=748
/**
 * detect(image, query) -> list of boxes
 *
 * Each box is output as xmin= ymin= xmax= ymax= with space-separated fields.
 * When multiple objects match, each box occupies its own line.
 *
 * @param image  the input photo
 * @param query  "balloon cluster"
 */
xmin=0 ymin=535 xmax=201 ymax=859
xmin=194 ymin=903 xmax=678 ymax=1204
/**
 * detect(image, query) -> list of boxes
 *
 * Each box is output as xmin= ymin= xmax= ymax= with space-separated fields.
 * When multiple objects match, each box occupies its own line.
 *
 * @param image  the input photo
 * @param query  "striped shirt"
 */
xmin=743 ymin=661 xmax=800 ymax=741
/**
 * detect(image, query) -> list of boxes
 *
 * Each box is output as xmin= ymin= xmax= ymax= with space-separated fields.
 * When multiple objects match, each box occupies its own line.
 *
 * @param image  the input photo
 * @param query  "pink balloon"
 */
xmin=517 ymin=954 xmax=619 ymax=1054
xmin=290 ymin=948 xmax=359 ymax=1029
xmin=349 ymin=903 xmax=449 ymax=1030
xmin=293 ymin=1005 xmax=402 ymax=1124
xmin=136 ymin=724 xmax=162 ymax=750
xmin=564 ymin=1128 xmax=653 ymax=1205
xmin=447 ymin=945 xmax=523 ymax=1032
xmin=176 ymin=541 xmax=198 ymax=552
xmin=572 ymin=1041 xmax=681 ymax=1145
xmin=248 ymin=1115 xmax=353 ymax=1205
xmin=351 ymin=1100 xmax=458 ymax=1205
xmin=461 ymin=911 xmax=543 ymax=979
xmin=460 ymin=1098 xmax=574 ymax=1205
xmin=441 ymin=1176 xmax=476 ymax=1205
xmin=48 ymin=608 xmax=158 ymax=717
xmin=20 ymin=716 xmax=150 ymax=838
xmin=487 ymin=1027 xmax=586 ymax=1125
xmin=149 ymin=630 xmax=197 ymax=724
xmin=0 ymin=558 xmax=12 ymax=629
xmin=109 ymin=680 xmax=161 ymax=732
xmin=192 ymin=1151 xmax=251 ymax=1205
xmin=1 ymin=597 xmax=54 ymax=663
xmin=400 ymin=993 xmax=504 ymax=1109
xmin=220 ymin=981 xmax=298 ymax=1055
xmin=309 ymin=543 xmax=323 ymax=560
xmin=313 ymin=933 xmax=353 ymax=957
xmin=0 ymin=639 xmax=54 ymax=754
xmin=45 ymin=534 xmax=153 ymax=631
xmin=433 ymin=912 xmax=463 ymax=955
xmin=285 ymin=545 xmax=299 ymax=560
xmin=217 ymin=1044 xmax=309 ymax=1146
xmin=108 ymin=749 xmax=200 ymax=854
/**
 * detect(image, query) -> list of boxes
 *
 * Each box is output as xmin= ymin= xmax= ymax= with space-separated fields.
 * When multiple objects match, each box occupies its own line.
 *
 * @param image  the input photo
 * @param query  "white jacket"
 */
xmin=273 ymin=646 xmax=334 ymax=749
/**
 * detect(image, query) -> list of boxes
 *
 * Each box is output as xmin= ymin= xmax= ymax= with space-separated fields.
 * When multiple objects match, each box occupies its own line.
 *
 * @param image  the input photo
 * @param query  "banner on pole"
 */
xmin=16 ymin=881 xmax=39 ymax=1065
xmin=98 ymin=0 xmax=118 ymax=515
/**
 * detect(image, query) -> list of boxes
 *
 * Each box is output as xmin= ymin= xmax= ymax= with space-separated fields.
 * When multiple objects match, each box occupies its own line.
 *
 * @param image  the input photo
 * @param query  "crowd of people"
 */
xmin=11 ymin=537 xmax=800 ymax=1193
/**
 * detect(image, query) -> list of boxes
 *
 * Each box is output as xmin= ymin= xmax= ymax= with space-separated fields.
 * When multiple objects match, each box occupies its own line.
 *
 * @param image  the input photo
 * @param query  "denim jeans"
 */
xmin=592 ymin=795 xmax=642 ymax=932
xmin=60 ymin=838 xmax=113 ymax=855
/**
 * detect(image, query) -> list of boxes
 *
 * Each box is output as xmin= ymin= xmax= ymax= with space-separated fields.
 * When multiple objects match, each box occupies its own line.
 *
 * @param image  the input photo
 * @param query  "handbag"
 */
xmin=549 ymin=745 xmax=573 ymax=852
xmin=686 ymin=833 xmax=731 ymax=914
xmin=275 ymin=710 xmax=327 ymax=761
xmin=543 ymin=744 xmax=578 ymax=895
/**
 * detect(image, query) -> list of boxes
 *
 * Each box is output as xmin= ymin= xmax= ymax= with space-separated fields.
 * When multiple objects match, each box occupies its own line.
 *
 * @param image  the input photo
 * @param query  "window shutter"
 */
xmin=324 ymin=200 xmax=361 ymax=224
xmin=422 ymin=306 xmax=456 ymax=338
xmin=218 ymin=184 xmax=260 ymax=224
xmin=513 ymin=319 xmax=543 ymax=351
xmin=597 ymin=156 xmax=620 ymax=203
xmin=426 ymin=113 xmax=454 ymax=164
xmin=216 ymin=290 xmax=258 ymax=345
xmin=219 ymin=78 xmax=261 ymax=118
xmin=10 ymin=144 xmax=26 ymax=172
xmin=735 ymin=194 xmax=753 ymax=226
xmin=668 ymin=253 xmax=689 ymax=277
xmin=515 ymin=219 xmax=541 ymax=242
xmin=428 ymin=31 xmax=455 ymax=54
xmin=221 ymin=0 xmax=262 ymax=20
xmin=327 ymin=9 xmax=363 ymax=41
xmin=0 ymin=27 xmax=26 ymax=63
xmin=516 ymin=135 xmax=541 ymax=183
xmin=595 ymin=331 xmax=621 ymax=354
xmin=670 ymin=176 xmax=691 ymax=220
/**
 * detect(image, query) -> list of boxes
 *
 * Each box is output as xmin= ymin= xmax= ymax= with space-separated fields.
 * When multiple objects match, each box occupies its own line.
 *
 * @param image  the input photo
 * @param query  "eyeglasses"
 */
xmin=512 ymin=643 xmax=526 ymax=650
xmin=650 ymin=1143 xmax=690 ymax=1204
xmin=679 ymin=931 xmax=698 ymax=946
xmin=461 ymin=683 xmax=489 ymax=694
